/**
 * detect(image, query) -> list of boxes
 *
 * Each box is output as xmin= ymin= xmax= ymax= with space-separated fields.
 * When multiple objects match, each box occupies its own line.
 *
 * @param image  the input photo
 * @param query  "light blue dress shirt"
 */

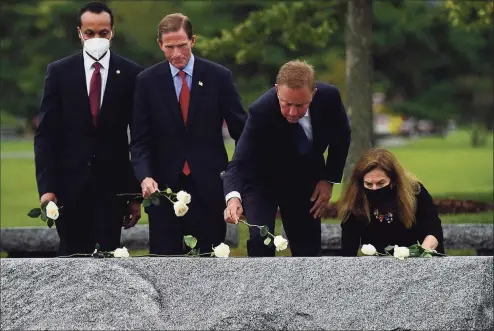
xmin=169 ymin=54 xmax=195 ymax=100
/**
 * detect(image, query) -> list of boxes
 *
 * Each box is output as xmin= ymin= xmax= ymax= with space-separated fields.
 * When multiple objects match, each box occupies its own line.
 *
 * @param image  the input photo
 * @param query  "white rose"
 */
xmin=273 ymin=235 xmax=289 ymax=251
xmin=213 ymin=243 xmax=230 ymax=258
xmin=173 ymin=201 xmax=189 ymax=217
xmin=45 ymin=201 xmax=59 ymax=220
xmin=114 ymin=247 xmax=130 ymax=258
xmin=361 ymin=244 xmax=377 ymax=256
xmin=176 ymin=190 xmax=191 ymax=204
xmin=393 ymin=245 xmax=410 ymax=260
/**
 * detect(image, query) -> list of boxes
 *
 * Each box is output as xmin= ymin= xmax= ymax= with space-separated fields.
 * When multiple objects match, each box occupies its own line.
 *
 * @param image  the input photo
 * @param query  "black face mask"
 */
xmin=364 ymin=185 xmax=395 ymax=205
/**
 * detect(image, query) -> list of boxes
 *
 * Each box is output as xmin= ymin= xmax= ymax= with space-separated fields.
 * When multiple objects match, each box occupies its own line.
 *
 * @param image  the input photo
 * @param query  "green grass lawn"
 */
xmin=385 ymin=131 xmax=493 ymax=202
xmin=1 ymin=130 xmax=492 ymax=228
xmin=0 ymin=139 xmax=33 ymax=153
xmin=1 ymin=130 xmax=492 ymax=257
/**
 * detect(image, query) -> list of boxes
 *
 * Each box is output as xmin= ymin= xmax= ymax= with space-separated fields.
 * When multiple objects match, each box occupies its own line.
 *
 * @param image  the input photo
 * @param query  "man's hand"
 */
xmin=123 ymin=200 xmax=142 ymax=229
xmin=40 ymin=192 xmax=57 ymax=206
xmin=141 ymin=177 xmax=158 ymax=198
xmin=309 ymin=181 xmax=334 ymax=219
xmin=224 ymin=197 xmax=243 ymax=224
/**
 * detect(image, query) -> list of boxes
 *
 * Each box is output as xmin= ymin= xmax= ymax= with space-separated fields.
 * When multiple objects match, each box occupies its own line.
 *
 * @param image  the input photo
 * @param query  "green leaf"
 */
xmin=384 ymin=245 xmax=394 ymax=252
xmin=408 ymin=247 xmax=420 ymax=257
xmin=40 ymin=200 xmax=49 ymax=209
xmin=27 ymin=208 xmax=41 ymax=218
xmin=142 ymin=199 xmax=152 ymax=208
xmin=189 ymin=248 xmax=200 ymax=256
xmin=264 ymin=237 xmax=272 ymax=246
xmin=260 ymin=226 xmax=268 ymax=237
xmin=95 ymin=243 xmax=100 ymax=250
xmin=421 ymin=253 xmax=432 ymax=258
xmin=184 ymin=235 xmax=197 ymax=249
xmin=47 ymin=218 xmax=54 ymax=228
xmin=41 ymin=213 xmax=48 ymax=222
xmin=151 ymin=197 xmax=160 ymax=206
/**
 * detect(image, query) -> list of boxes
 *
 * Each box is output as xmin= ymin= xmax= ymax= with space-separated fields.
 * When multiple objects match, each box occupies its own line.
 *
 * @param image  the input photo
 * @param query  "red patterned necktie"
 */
xmin=178 ymin=71 xmax=190 ymax=175
xmin=89 ymin=62 xmax=102 ymax=126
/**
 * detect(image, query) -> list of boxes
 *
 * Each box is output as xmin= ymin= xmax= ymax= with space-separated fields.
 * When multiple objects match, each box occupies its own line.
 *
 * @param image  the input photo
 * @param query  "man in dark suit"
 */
xmin=34 ymin=2 xmax=143 ymax=256
xmin=130 ymin=13 xmax=247 ymax=255
xmin=223 ymin=60 xmax=351 ymax=257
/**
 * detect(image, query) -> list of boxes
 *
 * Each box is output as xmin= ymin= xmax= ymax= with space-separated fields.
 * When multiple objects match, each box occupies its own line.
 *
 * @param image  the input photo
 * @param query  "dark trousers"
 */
xmin=147 ymin=173 xmax=226 ymax=256
xmin=54 ymin=175 xmax=126 ymax=256
xmin=242 ymin=179 xmax=322 ymax=257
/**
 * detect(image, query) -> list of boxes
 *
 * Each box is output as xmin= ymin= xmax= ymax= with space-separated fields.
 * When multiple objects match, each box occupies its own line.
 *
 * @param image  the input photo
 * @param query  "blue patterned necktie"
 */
xmin=295 ymin=122 xmax=311 ymax=155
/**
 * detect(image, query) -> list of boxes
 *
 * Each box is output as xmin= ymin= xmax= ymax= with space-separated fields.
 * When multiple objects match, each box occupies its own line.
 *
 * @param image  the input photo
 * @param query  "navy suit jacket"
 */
xmin=130 ymin=56 xmax=247 ymax=199
xmin=223 ymin=82 xmax=351 ymax=195
xmin=34 ymin=51 xmax=143 ymax=205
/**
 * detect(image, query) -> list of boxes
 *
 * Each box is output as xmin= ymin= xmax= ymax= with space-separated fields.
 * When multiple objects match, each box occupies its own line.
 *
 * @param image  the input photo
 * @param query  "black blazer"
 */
xmin=34 ymin=51 xmax=143 ymax=205
xmin=130 ymin=56 xmax=247 ymax=198
xmin=223 ymin=82 xmax=351 ymax=194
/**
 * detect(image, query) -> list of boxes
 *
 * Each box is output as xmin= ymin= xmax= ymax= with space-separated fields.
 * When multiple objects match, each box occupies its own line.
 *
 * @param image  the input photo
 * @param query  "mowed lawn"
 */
xmin=1 ymin=130 xmax=492 ymax=230
xmin=1 ymin=130 xmax=492 ymax=257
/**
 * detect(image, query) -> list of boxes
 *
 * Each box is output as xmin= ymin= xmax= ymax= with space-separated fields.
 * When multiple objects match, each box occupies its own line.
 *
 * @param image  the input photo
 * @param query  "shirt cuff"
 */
xmin=225 ymin=191 xmax=242 ymax=203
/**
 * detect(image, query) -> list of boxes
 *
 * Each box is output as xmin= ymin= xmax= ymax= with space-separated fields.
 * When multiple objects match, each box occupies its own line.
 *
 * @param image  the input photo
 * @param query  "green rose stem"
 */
xmin=57 ymin=252 xmax=214 ymax=258
xmin=116 ymin=191 xmax=176 ymax=202
xmin=238 ymin=219 xmax=276 ymax=238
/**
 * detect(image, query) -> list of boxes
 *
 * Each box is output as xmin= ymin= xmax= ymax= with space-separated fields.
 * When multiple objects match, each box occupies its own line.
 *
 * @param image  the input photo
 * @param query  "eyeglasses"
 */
xmin=277 ymin=94 xmax=312 ymax=110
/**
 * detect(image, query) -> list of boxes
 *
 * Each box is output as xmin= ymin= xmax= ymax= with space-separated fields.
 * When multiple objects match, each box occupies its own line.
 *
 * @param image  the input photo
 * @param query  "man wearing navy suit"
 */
xmin=223 ymin=60 xmax=351 ymax=257
xmin=130 ymin=13 xmax=247 ymax=255
xmin=34 ymin=2 xmax=143 ymax=256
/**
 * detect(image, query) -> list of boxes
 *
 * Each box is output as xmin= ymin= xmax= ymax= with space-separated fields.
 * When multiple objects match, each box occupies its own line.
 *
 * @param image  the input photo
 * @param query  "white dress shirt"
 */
xmin=83 ymin=50 xmax=111 ymax=106
xmin=225 ymin=109 xmax=321 ymax=203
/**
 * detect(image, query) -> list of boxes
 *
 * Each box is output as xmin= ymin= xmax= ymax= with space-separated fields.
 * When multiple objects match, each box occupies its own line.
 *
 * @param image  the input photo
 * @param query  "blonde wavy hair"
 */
xmin=338 ymin=148 xmax=421 ymax=229
xmin=276 ymin=60 xmax=315 ymax=90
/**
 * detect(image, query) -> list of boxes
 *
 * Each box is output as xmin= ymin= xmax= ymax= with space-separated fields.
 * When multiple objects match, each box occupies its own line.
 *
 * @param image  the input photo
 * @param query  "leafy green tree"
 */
xmin=195 ymin=1 xmax=345 ymax=106
xmin=1 ymin=1 xmax=81 ymax=121
xmin=443 ymin=0 xmax=493 ymax=29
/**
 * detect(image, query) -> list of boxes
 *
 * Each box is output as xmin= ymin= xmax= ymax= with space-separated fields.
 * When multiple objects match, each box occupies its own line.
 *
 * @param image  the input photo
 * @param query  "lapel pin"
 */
xmin=116 ymin=70 xmax=121 ymax=74
xmin=198 ymin=81 xmax=203 ymax=86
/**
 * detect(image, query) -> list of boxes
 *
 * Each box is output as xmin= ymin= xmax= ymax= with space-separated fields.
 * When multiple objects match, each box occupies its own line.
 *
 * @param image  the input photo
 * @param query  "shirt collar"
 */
xmin=83 ymin=49 xmax=111 ymax=70
xmin=169 ymin=53 xmax=195 ymax=77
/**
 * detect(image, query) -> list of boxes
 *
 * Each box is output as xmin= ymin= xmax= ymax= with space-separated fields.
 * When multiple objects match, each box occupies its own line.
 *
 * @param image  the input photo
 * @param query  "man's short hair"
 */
xmin=78 ymin=2 xmax=114 ymax=27
xmin=157 ymin=13 xmax=193 ymax=42
xmin=276 ymin=60 xmax=315 ymax=90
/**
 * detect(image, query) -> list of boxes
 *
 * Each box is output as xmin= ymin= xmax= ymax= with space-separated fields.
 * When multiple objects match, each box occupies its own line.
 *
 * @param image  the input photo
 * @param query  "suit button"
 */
xmin=88 ymin=161 xmax=91 ymax=166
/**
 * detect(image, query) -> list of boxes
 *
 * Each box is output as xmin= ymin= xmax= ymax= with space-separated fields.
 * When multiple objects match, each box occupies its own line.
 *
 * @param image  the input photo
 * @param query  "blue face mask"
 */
xmin=364 ymin=185 xmax=395 ymax=205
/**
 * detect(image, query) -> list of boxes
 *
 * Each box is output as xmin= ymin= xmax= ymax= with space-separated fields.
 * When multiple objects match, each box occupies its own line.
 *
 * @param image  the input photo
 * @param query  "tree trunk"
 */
xmin=343 ymin=0 xmax=374 ymax=183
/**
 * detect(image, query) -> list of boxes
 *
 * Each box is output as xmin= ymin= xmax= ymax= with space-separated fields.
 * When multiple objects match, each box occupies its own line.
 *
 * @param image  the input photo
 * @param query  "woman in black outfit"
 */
xmin=339 ymin=148 xmax=444 ymax=256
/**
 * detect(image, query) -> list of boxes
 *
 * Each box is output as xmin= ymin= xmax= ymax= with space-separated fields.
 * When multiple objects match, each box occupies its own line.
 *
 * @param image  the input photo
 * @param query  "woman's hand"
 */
xmin=421 ymin=235 xmax=438 ymax=250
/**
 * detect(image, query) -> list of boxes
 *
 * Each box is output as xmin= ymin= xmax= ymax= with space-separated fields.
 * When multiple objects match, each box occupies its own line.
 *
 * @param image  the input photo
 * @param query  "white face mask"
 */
xmin=81 ymin=32 xmax=112 ymax=60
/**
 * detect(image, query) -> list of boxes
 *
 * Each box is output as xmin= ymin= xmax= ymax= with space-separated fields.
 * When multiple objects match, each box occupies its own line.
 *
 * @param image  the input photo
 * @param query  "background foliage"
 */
xmin=1 ymin=0 xmax=492 ymax=134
